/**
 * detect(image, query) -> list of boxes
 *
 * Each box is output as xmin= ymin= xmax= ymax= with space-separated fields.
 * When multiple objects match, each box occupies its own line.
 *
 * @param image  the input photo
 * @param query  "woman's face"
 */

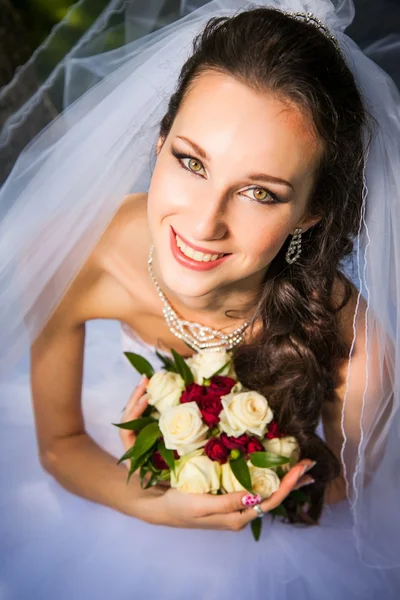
xmin=147 ymin=70 xmax=323 ymax=304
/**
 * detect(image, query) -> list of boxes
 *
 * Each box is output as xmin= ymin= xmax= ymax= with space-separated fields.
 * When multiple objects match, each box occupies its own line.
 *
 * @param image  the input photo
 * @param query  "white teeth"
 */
xmin=175 ymin=234 xmax=224 ymax=262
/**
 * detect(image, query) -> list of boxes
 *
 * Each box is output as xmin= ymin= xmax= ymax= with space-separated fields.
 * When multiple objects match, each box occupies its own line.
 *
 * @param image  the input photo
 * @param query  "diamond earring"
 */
xmin=285 ymin=228 xmax=302 ymax=264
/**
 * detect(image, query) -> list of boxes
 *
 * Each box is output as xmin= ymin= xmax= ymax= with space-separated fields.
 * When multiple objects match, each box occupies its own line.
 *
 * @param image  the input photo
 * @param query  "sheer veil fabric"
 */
xmin=0 ymin=0 xmax=400 ymax=597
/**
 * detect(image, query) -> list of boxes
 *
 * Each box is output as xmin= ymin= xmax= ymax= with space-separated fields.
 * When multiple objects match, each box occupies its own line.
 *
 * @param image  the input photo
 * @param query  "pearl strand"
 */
xmin=148 ymin=245 xmax=250 ymax=352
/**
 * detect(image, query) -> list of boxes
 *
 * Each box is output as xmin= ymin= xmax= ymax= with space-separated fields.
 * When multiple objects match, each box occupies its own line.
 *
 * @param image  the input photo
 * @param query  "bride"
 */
xmin=0 ymin=1 xmax=399 ymax=598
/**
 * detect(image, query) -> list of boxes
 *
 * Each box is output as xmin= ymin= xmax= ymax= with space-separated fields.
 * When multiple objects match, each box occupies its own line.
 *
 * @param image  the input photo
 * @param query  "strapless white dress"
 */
xmin=0 ymin=319 xmax=399 ymax=599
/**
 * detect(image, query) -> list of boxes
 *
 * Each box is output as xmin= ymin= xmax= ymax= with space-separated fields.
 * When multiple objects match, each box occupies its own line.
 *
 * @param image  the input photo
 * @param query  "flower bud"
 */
xmin=230 ymin=449 xmax=241 ymax=460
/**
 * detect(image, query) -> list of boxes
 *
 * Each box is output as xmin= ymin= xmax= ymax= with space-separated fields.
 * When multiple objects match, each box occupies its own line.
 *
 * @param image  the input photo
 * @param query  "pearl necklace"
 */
xmin=148 ymin=244 xmax=250 ymax=353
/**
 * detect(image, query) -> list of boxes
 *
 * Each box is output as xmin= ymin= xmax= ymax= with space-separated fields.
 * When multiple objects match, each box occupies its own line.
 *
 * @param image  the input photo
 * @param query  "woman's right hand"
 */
xmin=120 ymin=378 xmax=315 ymax=531
xmin=132 ymin=458 xmax=314 ymax=531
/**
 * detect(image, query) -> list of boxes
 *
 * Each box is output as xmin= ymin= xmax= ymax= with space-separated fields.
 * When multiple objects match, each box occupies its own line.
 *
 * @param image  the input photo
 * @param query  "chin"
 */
xmin=160 ymin=263 xmax=220 ymax=299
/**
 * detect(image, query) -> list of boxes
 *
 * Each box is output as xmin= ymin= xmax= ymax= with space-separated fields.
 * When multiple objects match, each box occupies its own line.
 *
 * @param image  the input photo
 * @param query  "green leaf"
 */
xmin=117 ymin=445 xmax=138 ymax=465
xmin=158 ymin=469 xmax=171 ymax=481
xmin=229 ymin=455 xmax=253 ymax=494
xmin=275 ymin=467 xmax=286 ymax=479
xmin=249 ymin=452 xmax=290 ymax=469
xmin=130 ymin=422 xmax=161 ymax=459
xmin=117 ymin=421 xmax=161 ymax=465
xmin=123 ymin=351 xmax=155 ymax=378
xmin=250 ymin=517 xmax=262 ymax=541
xmin=144 ymin=470 xmax=160 ymax=489
xmin=127 ymin=449 xmax=153 ymax=483
xmin=157 ymin=439 xmax=175 ymax=472
xmin=139 ymin=464 xmax=148 ymax=488
xmin=113 ymin=416 xmax=156 ymax=431
xmin=155 ymin=350 xmax=178 ymax=373
xmin=171 ymin=348 xmax=194 ymax=385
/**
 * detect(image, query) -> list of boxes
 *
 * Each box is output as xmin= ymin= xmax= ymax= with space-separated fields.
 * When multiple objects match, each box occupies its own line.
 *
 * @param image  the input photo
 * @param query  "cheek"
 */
xmin=147 ymin=155 xmax=190 ymax=220
xmin=241 ymin=212 xmax=296 ymax=265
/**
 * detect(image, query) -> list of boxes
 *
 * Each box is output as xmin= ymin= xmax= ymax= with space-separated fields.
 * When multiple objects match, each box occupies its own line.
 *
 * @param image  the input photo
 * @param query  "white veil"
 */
xmin=0 ymin=0 xmax=399 ymax=573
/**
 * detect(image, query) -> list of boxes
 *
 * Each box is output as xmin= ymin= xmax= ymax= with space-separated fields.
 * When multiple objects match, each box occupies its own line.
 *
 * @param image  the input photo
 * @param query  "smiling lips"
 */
xmin=175 ymin=234 xmax=225 ymax=262
xmin=169 ymin=227 xmax=231 ymax=271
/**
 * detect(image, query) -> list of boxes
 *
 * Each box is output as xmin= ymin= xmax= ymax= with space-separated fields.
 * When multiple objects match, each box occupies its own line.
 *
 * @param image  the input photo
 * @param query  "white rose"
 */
xmin=159 ymin=402 xmax=209 ymax=456
xmin=221 ymin=462 xmax=246 ymax=493
xmin=249 ymin=465 xmax=281 ymax=499
xmin=219 ymin=391 xmax=273 ymax=437
xmin=171 ymin=452 xmax=221 ymax=494
xmin=262 ymin=435 xmax=300 ymax=472
xmin=146 ymin=371 xmax=185 ymax=413
xmin=185 ymin=350 xmax=235 ymax=384
xmin=262 ymin=436 xmax=300 ymax=472
xmin=221 ymin=462 xmax=280 ymax=499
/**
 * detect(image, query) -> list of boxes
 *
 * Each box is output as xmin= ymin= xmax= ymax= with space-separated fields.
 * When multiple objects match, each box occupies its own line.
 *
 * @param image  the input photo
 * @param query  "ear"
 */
xmin=156 ymin=136 xmax=165 ymax=155
xmin=293 ymin=214 xmax=322 ymax=235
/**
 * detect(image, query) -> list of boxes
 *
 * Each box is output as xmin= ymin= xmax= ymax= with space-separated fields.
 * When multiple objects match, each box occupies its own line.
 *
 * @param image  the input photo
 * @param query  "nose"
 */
xmin=190 ymin=193 xmax=229 ymax=242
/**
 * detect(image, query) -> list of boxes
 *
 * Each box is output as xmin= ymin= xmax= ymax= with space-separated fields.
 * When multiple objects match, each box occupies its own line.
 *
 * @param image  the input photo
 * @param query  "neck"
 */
xmin=150 ymin=248 xmax=266 ymax=333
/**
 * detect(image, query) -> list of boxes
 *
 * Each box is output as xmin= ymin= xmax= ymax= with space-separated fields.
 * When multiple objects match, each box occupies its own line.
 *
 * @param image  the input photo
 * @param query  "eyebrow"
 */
xmin=175 ymin=135 xmax=294 ymax=191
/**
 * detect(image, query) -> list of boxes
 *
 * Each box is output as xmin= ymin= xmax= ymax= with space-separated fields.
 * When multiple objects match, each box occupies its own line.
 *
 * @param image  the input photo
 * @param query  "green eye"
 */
xmin=253 ymin=188 xmax=268 ymax=201
xmin=188 ymin=158 xmax=203 ymax=172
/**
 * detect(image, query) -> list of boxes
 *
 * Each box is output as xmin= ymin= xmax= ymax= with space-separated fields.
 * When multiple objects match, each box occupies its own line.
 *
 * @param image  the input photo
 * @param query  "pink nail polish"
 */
xmin=241 ymin=494 xmax=262 ymax=507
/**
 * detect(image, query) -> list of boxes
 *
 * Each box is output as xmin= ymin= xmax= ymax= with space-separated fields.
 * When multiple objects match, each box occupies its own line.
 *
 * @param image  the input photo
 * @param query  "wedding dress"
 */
xmin=1 ymin=1 xmax=400 ymax=598
xmin=0 ymin=318 xmax=397 ymax=600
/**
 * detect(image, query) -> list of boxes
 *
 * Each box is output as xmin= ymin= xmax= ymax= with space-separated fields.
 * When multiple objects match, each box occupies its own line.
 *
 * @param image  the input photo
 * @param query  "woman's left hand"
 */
xmin=119 ymin=376 xmax=170 ymax=489
xmin=239 ymin=459 xmax=315 ymax=521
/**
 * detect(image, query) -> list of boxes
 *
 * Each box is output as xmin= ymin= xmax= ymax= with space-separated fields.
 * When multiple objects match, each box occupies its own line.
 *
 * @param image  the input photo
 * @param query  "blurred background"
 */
xmin=0 ymin=0 xmax=399 ymax=184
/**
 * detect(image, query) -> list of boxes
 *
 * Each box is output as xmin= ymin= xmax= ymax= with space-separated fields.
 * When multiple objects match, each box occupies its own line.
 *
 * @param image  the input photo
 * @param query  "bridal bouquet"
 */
xmin=114 ymin=348 xmax=303 ymax=540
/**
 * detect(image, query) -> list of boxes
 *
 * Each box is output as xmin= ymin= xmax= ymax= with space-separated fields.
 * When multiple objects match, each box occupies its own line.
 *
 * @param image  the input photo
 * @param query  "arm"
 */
xmin=321 ymin=287 xmax=390 ymax=505
xmin=31 ymin=286 xmax=146 ymax=517
xmin=32 ymin=307 xmax=315 ymax=528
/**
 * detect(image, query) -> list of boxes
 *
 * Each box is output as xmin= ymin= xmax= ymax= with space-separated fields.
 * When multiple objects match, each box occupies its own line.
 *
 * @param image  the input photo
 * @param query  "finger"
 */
xmin=292 ymin=475 xmax=314 ymax=491
xmin=239 ymin=460 xmax=316 ymax=526
xmin=122 ymin=376 xmax=149 ymax=417
xmin=190 ymin=489 xmax=259 ymax=518
xmin=119 ymin=377 xmax=149 ymax=450
xmin=189 ymin=461 xmax=312 ymax=518
xmin=260 ymin=460 xmax=315 ymax=510
xmin=190 ymin=508 xmax=254 ymax=531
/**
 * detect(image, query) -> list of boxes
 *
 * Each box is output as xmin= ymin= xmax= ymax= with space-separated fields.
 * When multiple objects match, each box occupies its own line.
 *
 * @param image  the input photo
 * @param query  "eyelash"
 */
xmin=170 ymin=148 xmax=283 ymax=205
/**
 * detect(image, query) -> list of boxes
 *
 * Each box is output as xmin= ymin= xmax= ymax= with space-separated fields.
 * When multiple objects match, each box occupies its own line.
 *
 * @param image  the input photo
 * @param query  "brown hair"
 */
xmin=159 ymin=7 xmax=369 ymax=523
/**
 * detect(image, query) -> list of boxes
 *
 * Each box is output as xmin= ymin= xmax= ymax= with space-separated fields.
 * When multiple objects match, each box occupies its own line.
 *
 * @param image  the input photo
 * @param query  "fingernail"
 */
xmin=241 ymin=494 xmax=262 ymax=507
xmin=140 ymin=375 xmax=147 ymax=384
xmin=302 ymin=461 xmax=316 ymax=476
xmin=294 ymin=477 xmax=315 ymax=490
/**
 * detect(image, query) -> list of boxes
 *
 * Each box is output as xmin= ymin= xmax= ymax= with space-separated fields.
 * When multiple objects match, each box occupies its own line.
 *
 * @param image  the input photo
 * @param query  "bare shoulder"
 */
xmin=39 ymin=192 xmax=150 ymax=335
xmin=331 ymin=274 xmax=365 ymax=348
xmin=330 ymin=273 xmax=382 ymax=406
xmin=94 ymin=191 xmax=150 ymax=271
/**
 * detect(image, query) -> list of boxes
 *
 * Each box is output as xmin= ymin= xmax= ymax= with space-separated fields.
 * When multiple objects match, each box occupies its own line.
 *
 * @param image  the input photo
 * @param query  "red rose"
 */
xmin=198 ymin=394 xmax=224 ymax=427
xmin=152 ymin=449 xmax=179 ymax=471
xmin=220 ymin=432 xmax=250 ymax=450
xmin=204 ymin=438 xmax=230 ymax=464
xmin=265 ymin=420 xmax=286 ymax=439
xmin=152 ymin=450 xmax=168 ymax=470
xmin=246 ymin=437 xmax=264 ymax=455
xmin=180 ymin=383 xmax=225 ymax=427
xmin=180 ymin=383 xmax=206 ymax=404
xmin=208 ymin=375 xmax=236 ymax=396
